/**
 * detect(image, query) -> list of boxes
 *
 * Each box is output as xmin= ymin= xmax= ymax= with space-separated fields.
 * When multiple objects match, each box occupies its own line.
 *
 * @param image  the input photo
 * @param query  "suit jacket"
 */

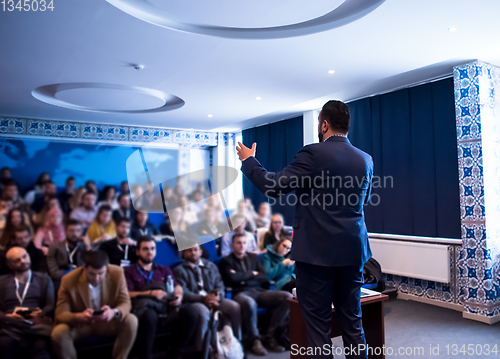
xmin=47 ymin=240 xmax=87 ymax=281
xmin=219 ymin=252 xmax=268 ymax=295
xmin=54 ymin=265 xmax=131 ymax=326
xmin=241 ymin=136 xmax=373 ymax=267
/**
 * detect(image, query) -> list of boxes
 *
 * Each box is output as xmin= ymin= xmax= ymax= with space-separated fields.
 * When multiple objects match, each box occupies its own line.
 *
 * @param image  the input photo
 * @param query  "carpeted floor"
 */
xmin=247 ymin=297 xmax=500 ymax=359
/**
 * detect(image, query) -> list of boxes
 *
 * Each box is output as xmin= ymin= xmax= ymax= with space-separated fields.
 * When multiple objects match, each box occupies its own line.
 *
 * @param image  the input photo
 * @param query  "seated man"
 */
xmin=69 ymin=192 xmax=97 ymax=231
xmin=51 ymin=251 xmax=138 ymax=359
xmin=124 ymin=236 xmax=199 ymax=359
xmin=46 ymin=219 xmax=88 ymax=291
xmin=0 ymin=247 xmax=55 ymax=359
xmin=220 ymin=233 xmax=292 ymax=356
xmin=99 ymin=218 xmax=137 ymax=267
xmin=112 ymin=193 xmax=135 ymax=224
xmin=174 ymin=244 xmax=241 ymax=351
xmin=7 ymin=225 xmax=47 ymax=273
xmin=220 ymin=215 xmax=259 ymax=257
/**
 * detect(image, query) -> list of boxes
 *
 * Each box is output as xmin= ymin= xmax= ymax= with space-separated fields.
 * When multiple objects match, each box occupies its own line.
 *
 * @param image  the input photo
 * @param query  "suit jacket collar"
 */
xmin=77 ymin=267 xmax=111 ymax=309
xmin=324 ymin=135 xmax=350 ymax=143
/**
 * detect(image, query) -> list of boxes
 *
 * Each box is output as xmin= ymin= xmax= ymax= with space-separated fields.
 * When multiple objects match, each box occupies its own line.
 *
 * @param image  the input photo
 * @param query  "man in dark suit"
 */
xmin=46 ymin=219 xmax=88 ymax=292
xmin=237 ymin=100 xmax=373 ymax=359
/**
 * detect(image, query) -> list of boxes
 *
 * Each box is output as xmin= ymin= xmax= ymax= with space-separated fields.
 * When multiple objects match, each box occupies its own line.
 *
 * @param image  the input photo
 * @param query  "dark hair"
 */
xmin=0 ymin=167 xmax=11 ymax=173
xmin=117 ymin=193 xmax=129 ymax=202
xmin=84 ymin=250 xmax=109 ymax=269
xmin=66 ymin=218 xmax=82 ymax=228
xmin=66 ymin=176 xmax=75 ymax=183
xmin=97 ymin=204 xmax=112 ymax=214
xmin=99 ymin=185 xmax=116 ymax=202
xmin=231 ymin=232 xmax=246 ymax=243
xmin=2 ymin=179 xmax=17 ymax=187
xmin=137 ymin=235 xmax=155 ymax=250
xmin=272 ymin=237 xmax=292 ymax=253
xmin=115 ymin=217 xmax=130 ymax=226
xmin=321 ymin=100 xmax=350 ymax=134
xmin=0 ymin=208 xmax=29 ymax=247
xmin=14 ymin=224 xmax=31 ymax=235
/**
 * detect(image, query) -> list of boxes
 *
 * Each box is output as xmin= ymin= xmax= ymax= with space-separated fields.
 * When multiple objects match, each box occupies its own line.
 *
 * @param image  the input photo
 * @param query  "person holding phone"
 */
xmin=124 ymin=236 xmax=200 ymax=359
xmin=51 ymin=250 xmax=138 ymax=359
xmin=0 ymin=246 xmax=55 ymax=359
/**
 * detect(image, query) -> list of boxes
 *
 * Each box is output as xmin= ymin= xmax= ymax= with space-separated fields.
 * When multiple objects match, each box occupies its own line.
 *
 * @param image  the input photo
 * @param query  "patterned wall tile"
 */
xmin=0 ymin=118 xmax=26 ymax=134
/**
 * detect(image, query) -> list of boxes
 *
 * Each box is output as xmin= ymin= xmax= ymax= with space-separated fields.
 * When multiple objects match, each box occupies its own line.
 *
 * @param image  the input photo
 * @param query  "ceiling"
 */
xmin=1 ymin=0 xmax=500 ymax=132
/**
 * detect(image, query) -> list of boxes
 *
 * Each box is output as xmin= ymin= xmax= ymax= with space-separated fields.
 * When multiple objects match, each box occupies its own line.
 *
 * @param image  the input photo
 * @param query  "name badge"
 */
xmin=120 ymin=260 xmax=131 ymax=268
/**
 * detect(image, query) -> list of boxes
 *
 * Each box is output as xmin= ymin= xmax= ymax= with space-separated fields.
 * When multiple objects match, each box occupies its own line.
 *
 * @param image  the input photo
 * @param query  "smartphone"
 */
xmin=92 ymin=309 xmax=104 ymax=316
xmin=16 ymin=310 xmax=32 ymax=318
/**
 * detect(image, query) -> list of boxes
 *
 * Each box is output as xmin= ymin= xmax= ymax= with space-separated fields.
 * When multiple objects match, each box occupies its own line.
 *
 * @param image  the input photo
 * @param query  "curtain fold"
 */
xmin=348 ymin=77 xmax=461 ymax=238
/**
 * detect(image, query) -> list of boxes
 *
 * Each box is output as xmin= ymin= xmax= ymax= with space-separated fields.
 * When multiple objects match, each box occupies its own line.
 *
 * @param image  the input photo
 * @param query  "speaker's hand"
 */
xmin=236 ymin=142 xmax=256 ymax=161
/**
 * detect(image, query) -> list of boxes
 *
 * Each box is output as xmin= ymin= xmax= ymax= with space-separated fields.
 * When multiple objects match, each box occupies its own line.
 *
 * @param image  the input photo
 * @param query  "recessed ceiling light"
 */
xmin=208 ymin=114 xmax=213 ymax=118
xmin=256 ymin=97 xmax=261 ymax=100
xmin=328 ymin=70 xmax=335 ymax=74
xmin=448 ymin=27 xmax=457 ymax=32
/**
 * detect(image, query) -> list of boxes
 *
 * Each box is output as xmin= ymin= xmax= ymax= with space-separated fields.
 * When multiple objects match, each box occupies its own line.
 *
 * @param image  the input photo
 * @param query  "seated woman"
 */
xmin=31 ymin=195 xmax=61 ymax=229
xmin=0 ymin=207 xmax=33 ymax=250
xmin=262 ymin=213 xmax=289 ymax=249
xmin=86 ymin=204 xmax=116 ymax=243
xmin=259 ymin=237 xmax=296 ymax=293
xmin=33 ymin=207 xmax=65 ymax=255
xmin=255 ymin=202 xmax=272 ymax=229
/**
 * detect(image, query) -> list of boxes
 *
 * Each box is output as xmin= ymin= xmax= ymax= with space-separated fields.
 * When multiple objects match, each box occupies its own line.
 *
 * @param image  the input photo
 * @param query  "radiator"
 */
xmin=369 ymin=238 xmax=451 ymax=283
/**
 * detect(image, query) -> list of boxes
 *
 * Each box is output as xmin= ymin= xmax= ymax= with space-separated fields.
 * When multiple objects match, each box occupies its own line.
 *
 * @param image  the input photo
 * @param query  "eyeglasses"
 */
xmin=282 ymin=245 xmax=291 ymax=251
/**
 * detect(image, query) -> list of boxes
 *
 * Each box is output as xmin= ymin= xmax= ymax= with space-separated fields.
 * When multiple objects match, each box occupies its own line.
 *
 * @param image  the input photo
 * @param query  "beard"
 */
xmin=139 ymin=256 xmax=153 ymax=264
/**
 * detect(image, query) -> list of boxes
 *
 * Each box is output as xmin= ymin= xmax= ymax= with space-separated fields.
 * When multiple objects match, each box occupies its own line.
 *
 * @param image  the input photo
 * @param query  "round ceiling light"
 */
xmin=32 ymin=83 xmax=184 ymax=113
xmin=106 ymin=0 xmax=386 ymax=40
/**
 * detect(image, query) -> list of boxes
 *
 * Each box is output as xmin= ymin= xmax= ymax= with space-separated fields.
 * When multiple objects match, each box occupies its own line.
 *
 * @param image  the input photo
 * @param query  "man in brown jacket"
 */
xmin=51 ymin=250 xmax=138 ymax=359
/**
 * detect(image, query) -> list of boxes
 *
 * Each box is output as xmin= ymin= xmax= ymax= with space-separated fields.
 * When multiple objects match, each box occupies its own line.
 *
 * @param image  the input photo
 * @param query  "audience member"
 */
xmin=58 ymin=177 xmax=75 ymax=215
xmin=124 ymin=236 xmax=199 ymax=359
xmin=31 ymin=181 xmax=58 ymax=214
xmin=1 ymin=179 xmax=30 ymax=213
xmin=32 ymin=195 xmax=61 ymax=228
xmin=162 ymin=185 xmax=177 ymax=210
xmin=34 ymin=207 xmax=66 ymax=255
xmin=204 ymin=194 xmax=224 ymax=222
xmin=7 ymin=225 xmax=47 ymax=273
xmin=255 ymin=202 xmax=272 ymax=229
xmin=99 ymin=218 xmax=137 ymax=267
xmin=220 ymin=215 xmax=259 ymax=257
xmin=174 ymin=244 xmax=241 ymax=351
xmin=130 ymin=211 xmax=159 ymax=240
xmin=231 ymin=200 xmax=256 ymax=233
xmin=86 ymin=205 xmax=116 ymax=244
xmin=259 ymin=238 xmax=296 ymax=292
xmin=69 ymin=192 xmax=97 ymax=230
xmin=46 ymin=220 xmax=88 ymax=291
xmin=0 ymin=207 xmax=34 ymax=250
xmin=197 ymin=207 xmax=226 ymax=256
xmin=220 ymin=233 xmax=292 ymax=355
xmin=0 ymin=247 xmax=54 ymax=359
xmin=263 ymin=213 xmax=289 ymax=249
xmin=178 ymin=195 xmax=198 ymax=225
xmin=116 ymin=180 xmax=130 ymax=198
xmin=0 ymin=199 xmax=14 ymax=243
xmin=68 ymin=186 xmax=86 ymax=212
xmin=112 ymin=193 xmax=134 ymax=224
xmin=97 ymin=185 xmax=119 ymax=210
xmin=84 ymin=180 xmax=98 ymax=195
xmin=51 ymin=251 xmax=138 ymax=359
xmin=189 ymin=190 xmax=205 ymax=218
xmin=24 ymin=172 xmax=51 ymax=205
xmin=159 ymin=212 xmax=174 ymax=236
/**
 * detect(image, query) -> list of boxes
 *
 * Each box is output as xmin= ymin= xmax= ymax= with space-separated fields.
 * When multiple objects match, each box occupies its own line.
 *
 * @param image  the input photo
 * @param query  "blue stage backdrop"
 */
xmin=0 ymin=138 xmax=178 ymax=195
xmin=348 ymin=77 xmax=461 ymax=239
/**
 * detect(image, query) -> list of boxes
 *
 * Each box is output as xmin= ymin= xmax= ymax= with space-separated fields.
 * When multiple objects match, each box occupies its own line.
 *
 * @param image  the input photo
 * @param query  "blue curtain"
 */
xmin=242 ymin=116 xmax=303 ymax=225
xmin=348 ymin=78 xmax=461 ymax=238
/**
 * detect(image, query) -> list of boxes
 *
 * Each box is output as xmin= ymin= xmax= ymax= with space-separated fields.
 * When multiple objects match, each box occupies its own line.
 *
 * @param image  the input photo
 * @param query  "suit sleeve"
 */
xmin=241 ymin=145 xmax=316 ymax=198
xmin=115 ymin=268 xmax=132 ymax=317
xmin=55 ymin=275 xmax=78 ymax=326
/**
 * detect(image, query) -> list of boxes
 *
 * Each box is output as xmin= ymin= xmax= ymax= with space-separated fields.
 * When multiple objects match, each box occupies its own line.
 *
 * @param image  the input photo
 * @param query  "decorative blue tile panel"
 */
xmin=0 ymin=118 xmax=26 ymax=134
xmin=454 ymin=60 xmax=500 ymax=319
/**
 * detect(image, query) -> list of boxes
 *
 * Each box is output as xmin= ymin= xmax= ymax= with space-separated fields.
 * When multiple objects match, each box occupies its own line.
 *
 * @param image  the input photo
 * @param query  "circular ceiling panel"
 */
xmin=32 ymin=83 xmax=185 ymax=113
xmin=106 ymin=0 xmax=386 ymax=40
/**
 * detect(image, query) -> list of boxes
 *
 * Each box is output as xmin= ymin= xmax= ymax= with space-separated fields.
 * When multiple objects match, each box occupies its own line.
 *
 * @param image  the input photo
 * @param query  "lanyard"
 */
xmin=136 ymin=264 xmax=154 ymax=284
xmin=66 ymin=242 xmax=79 ymax=264
xmin=15 ymin=270 xmax=32 ymax=306
xmin=117 ymin=243 xmax=129 ymax=261
xmin=139 ymin=228 xmax=148 ymax=236
xmin=48 ymin=230 xmax=53 ymax=244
